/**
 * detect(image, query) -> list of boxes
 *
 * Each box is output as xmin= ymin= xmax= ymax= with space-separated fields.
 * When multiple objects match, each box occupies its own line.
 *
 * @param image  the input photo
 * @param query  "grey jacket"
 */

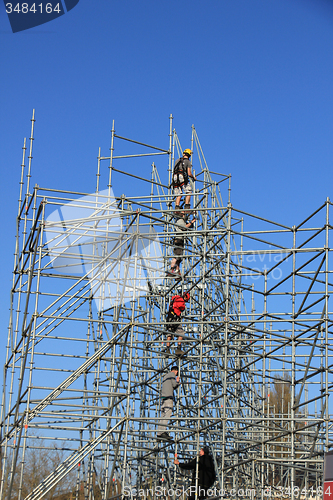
xmin=175 ymin=217 xmax=195 ymax=237
xmin=161 ymin=371 xmax=180 ymax=400
xmin=175 ymin=218 xmax=187 ymax=234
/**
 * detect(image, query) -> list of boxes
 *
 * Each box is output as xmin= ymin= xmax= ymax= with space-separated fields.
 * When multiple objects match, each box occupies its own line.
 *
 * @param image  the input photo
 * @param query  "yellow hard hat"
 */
xmin=183 ymin=149 xmax=192 ymax=157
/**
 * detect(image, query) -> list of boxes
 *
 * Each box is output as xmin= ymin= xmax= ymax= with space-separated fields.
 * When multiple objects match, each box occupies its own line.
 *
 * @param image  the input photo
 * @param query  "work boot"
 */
xmin=175 ymin=347 xmax=185 ymax=356
xmin=166 ymin=268 xmax=181 ymax=279
xmin=163 ymin=346 xmax=171 ymax=357
xmin=175 ymin=205 xmax=185 ymax=218
xmin=157 ymin=432 xmax=173 ymax=441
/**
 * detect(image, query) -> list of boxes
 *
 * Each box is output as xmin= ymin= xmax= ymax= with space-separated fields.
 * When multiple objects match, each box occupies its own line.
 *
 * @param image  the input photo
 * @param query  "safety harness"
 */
xmin=172 ymin=159 xmax=189 ymax=187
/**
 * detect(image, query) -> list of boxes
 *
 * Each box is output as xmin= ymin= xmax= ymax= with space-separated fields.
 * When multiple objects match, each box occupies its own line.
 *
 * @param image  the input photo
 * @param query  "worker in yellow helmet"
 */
xmin=172 ymin=149 xmax=196 ymax=213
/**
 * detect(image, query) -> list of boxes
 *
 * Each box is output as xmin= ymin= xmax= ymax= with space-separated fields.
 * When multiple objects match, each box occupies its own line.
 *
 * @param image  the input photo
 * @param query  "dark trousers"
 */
xmin=188 ymin=486 xmax=207 ymax=500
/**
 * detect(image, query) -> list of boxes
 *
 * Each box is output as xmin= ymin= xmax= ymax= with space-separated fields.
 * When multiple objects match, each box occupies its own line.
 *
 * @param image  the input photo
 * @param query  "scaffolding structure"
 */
xmin=1 ymin=113 xmax=332 ymax=500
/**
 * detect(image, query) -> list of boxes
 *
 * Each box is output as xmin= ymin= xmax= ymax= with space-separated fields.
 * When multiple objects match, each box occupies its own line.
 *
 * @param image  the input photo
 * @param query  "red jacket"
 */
xmin=170 ymin=293 xmax=189 ymax=317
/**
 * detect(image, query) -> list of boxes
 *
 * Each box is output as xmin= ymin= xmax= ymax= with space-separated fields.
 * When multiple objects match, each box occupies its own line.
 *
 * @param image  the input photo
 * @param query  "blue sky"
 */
xmin=0 ymin=0 xmax=332 ymax=373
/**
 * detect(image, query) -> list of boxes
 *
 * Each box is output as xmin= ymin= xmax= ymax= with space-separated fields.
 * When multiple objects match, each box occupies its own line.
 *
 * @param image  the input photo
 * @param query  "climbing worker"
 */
xmin=167 ymin=215 xmax=196 ymax=277
xmin=172 ymin=149 xmax=196 ymax=213
xmin=174 ymin=446 xmax=216 ymax=500
xmin=165 ymin=292 xmax=190 ymax=356
xmin=157 ymin=366 xmax=180 ymax=441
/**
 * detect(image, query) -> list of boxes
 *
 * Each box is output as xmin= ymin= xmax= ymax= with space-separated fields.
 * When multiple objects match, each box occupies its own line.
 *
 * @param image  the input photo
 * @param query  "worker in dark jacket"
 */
xmin=174 ymin=446 xmax=216 ymax=499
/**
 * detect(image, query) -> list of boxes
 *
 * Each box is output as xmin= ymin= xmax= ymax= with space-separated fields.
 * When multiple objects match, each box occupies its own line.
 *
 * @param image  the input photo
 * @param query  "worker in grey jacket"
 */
xmin=167 ymin=215 xmax=196 ymax=277
xmin=157 ymin=366 xmax=180 ymax=441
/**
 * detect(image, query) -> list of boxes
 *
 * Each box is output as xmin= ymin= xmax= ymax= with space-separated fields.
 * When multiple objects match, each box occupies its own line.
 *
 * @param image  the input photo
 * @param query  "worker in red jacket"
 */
xmin=165 ymin=292 xmax=190 ymax=356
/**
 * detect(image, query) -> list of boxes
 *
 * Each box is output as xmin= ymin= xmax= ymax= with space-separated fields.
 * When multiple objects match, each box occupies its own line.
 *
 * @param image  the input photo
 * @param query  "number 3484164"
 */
xmin=5 ymin=3 xmax=62 ymax=14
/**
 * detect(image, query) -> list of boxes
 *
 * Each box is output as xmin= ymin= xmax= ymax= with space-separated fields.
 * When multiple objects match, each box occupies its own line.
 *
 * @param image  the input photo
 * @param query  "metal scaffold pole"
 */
xmin=0 ymin=115 xmax=332 ymax=500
